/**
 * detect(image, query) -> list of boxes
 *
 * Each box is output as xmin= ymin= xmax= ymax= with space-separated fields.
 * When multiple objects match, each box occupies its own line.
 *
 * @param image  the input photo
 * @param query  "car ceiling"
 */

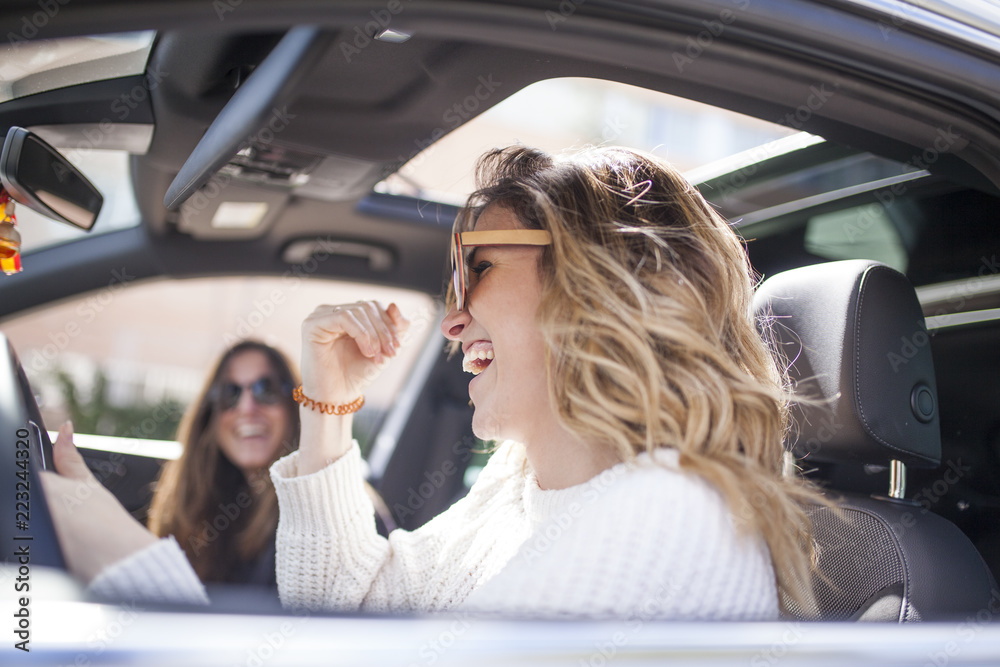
xmin=1 ymin=0 xmax=1000 ymax=319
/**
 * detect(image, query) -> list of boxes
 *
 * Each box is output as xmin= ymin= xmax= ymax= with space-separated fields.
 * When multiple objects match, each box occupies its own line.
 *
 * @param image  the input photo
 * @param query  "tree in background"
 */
xmin=57 ymin=368 xmax=185 ymax=440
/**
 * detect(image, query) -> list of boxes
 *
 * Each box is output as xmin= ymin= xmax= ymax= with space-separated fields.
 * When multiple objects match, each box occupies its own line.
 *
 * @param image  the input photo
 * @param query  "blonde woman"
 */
xmin=43 ymin=145 xmax=819 ymax=617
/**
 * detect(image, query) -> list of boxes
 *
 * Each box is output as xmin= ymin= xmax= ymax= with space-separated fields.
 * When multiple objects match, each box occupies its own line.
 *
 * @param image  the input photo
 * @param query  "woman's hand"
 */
xmin=300 ymin=301 xmax=409 ymax=404
xmin=296 ymin=301 xmax=409 ymax=475
xmin=40 ymin=422 xmax=158 ymax=584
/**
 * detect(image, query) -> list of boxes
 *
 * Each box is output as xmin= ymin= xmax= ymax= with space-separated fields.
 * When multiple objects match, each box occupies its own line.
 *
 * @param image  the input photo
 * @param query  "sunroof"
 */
xmin=0 ymin=31 xmax=155 ymax=103
xmin=376 ymin=77 xmax=802 ymax=204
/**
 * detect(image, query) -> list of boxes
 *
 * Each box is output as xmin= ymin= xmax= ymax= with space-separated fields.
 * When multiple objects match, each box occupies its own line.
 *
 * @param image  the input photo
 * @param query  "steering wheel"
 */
xmin=0 ymin=332 xmax=66 ymax=570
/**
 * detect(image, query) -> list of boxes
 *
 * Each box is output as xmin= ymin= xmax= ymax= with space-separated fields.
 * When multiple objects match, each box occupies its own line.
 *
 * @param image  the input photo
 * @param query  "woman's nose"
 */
xmin=235 ymin=389 xmax=259 ymax=413
xmin=441 ymin=305 xmax=469 ymax=340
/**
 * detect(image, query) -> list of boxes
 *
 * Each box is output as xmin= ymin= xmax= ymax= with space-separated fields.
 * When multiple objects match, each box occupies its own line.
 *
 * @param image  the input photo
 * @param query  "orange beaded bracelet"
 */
xmin=292 ymin=385 xmax=365 ymax=415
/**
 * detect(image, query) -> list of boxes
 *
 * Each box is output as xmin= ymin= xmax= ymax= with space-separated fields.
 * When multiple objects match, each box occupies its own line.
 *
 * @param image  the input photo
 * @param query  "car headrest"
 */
xmin=753 ymin=260 xmax=941 ymax=468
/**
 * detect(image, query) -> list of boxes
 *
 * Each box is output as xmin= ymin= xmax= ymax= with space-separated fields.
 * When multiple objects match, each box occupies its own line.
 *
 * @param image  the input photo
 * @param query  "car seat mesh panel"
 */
xmin=784 ymin=507 xmax=905 ymax=620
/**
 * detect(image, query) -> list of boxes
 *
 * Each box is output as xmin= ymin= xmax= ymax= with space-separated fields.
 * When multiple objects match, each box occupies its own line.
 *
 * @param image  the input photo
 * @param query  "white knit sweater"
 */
xmin=92 ymin=440 xmax=778 ymax=620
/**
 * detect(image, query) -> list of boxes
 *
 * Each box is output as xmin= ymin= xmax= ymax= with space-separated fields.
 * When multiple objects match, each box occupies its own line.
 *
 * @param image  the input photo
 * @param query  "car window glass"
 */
xmin=376 ymin=76 xmax=804 ymax=203
xmin=0 ymin=276 xmax=437 ymax=457
xmin=805 ymin=205 xmax=908 ymax=272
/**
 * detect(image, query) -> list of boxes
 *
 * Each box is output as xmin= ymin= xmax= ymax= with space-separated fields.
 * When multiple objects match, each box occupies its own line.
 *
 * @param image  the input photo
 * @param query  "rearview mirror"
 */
xmin=0 ymin=126 xmax=103 ymax=230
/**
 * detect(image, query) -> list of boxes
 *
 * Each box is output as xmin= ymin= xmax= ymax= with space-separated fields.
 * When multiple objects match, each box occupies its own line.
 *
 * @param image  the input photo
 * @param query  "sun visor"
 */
xmin=177 ymin=177 xmax=287 ymax=240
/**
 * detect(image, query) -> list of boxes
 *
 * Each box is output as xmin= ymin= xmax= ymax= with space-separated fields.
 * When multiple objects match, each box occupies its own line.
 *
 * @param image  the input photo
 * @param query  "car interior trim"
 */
xmin=735 ymin=170 xmax=932 ymax=227
xmin=280 ymin=239 xmax=395 ymax=273
xmin=51 ymin=431 xmax=182 ymax=461
xmin=28 ymin=123 xmax=154 ymax=155
xmin=367 ymin=304 xmax=445 ymax=480
xmin=925 ymin=307 xmax=1000 ymax=331
xmin=163 ymin=25 xmax=327 ymax=209
xmin=916 ymin=274 xmax=1000 ymax=313
xmin=833 ymin=0 xmax=1000 ymax=50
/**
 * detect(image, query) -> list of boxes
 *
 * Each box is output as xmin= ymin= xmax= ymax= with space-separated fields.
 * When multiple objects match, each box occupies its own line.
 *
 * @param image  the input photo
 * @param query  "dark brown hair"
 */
xmin=147 ymin=340 xmax=300 ymax=583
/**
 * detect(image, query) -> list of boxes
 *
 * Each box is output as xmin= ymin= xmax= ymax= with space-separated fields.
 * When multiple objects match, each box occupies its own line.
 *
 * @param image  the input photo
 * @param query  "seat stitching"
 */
xmin=853 ymin=264 xmax=934 ymax=464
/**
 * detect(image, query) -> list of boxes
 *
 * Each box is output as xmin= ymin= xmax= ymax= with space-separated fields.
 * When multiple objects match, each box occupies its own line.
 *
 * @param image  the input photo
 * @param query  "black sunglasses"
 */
xmin=212 ymin=377 xmax=289 ymax=411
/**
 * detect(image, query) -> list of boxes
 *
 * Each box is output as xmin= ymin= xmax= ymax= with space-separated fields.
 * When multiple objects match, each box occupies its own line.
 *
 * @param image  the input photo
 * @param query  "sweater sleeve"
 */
xmin=270 ymin=441 xmax=531 ymax=613
xmin=87 ymin=536 xmax=209 ymax=605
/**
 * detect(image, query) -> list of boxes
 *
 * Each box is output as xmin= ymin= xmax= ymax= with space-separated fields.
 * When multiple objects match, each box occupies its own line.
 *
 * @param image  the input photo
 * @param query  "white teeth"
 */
xmin=462 ymin=348 xmax=495 ymax=375
xmin=237 ymin=424 xmax=266 ymax=437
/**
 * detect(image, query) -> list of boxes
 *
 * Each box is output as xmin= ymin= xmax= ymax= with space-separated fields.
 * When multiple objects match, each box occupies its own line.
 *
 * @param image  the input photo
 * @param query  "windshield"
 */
xmin=2 ymin=276 xmax=437 ymax=455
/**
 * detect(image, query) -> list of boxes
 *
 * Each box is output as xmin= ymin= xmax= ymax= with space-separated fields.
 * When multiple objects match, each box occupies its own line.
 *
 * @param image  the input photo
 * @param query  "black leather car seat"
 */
xmin=754 ymin=259 xmax=998 ymax=621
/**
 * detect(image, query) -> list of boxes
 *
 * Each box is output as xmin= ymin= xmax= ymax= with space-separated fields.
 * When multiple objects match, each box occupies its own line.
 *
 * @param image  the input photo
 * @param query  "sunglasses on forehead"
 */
xmin=212 ymin=377 xmax=290 ymax=411
xmin=450 ymin=229 xmax=552 ymax=311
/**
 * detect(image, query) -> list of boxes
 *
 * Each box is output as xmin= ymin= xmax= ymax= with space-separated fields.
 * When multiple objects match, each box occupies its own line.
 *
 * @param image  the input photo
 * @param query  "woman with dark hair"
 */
xmin=147 ymin=340 xmax=300 ymax=587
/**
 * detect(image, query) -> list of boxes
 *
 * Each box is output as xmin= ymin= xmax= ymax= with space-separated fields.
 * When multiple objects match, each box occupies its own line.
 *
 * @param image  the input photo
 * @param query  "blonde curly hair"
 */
xmin=450 ymin=145 xmax=822 ymax=613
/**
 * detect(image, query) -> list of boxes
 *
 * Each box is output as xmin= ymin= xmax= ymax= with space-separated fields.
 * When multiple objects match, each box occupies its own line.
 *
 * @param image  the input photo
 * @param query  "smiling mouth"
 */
xmin=236 ymin=423 xmax=267 ymax=438
xmin=462 ymin=347 xmax=494 ymax=375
